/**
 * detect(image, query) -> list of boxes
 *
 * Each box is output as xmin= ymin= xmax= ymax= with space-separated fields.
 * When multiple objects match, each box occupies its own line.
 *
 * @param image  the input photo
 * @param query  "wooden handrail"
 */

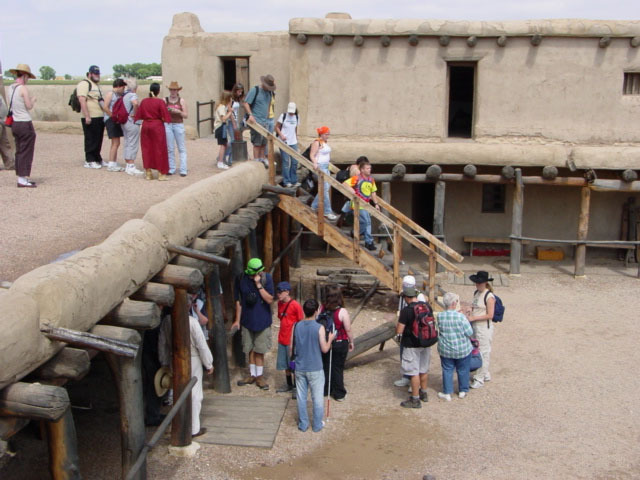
xmin=247 ymin=121 xmax=463 ymax=275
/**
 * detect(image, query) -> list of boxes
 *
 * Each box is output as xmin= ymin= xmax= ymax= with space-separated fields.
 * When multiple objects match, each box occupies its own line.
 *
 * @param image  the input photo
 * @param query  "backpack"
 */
xmin=336 ymin=169 xmax=349 ymax=183
xmin=301 ymin=142 xmax=313 ymax=160
xmin=316 ymin=309 xmax=336 ymax=342
xmin=409 ymin=301 xmax=438 ymax=347
xmin=111 ymin=92 xmax=131 ymax=124
xmin=68 ymin=79 xmax=91 ymax=112
xmin=483 ymin=291 xmax=505 ymax=323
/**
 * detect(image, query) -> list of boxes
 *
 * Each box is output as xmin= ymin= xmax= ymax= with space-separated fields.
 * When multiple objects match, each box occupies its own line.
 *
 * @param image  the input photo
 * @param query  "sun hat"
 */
xmin=260 ymin=74 xmax=276 ymax=92
xmin=276 ymin=281 xmax=292 ymax=292
xmin=469 ymin=270 xmax=494 ymax=284
xmin=316 ymin=126 xmax=330 ymax=136
xmin=154 ymin=366 xmax=172 ymax=397
xmin=167 ymin=81 xmax=183 ymax=91
xmin=88 ymin=65 xmax=100 ymax=75
xmin=245 ymin=258 xmax=265 ymax=275
xmin=402 ymin=275 xmax=416 ymax=288
xmin=402 ymin=285 xmax=419 ymax=297
xmin=9 ymin=64 xmax=36 ymax=79
xmin=287 ymin=102 xmax=297 ymax=114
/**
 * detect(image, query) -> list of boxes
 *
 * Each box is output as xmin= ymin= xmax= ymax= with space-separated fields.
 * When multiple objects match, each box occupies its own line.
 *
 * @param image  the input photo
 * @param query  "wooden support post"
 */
xmin=510 ymin=169 xmax=524 ymax=275
xmin=263 ymin=212 xmax=273 ymax=270
xmin=392 ymin=225 xmax=401 ymax=292
xmin=46 ymin=408 xmax=81 ymax=480
xmin=433 ymin=181 xmax=446 ymax=273
xmin=268 ymin=137 xmax=276 ymax=185
xmin=353 ymin=197 xmax=360 ymax=263
xmin=103 ymin=299 xmax=162 ymax=330
xmin=317 ymin=176 xmax=325 ymax=237
xmin=130 ymin=283 xmax=175 ymax=306
xmin=575 ymin=187 xmax=591 ymax=277
xmin=381 ymin=182 xmax=392 ymax=252
xmin=273 ymin=209 xmax=282 ymax=284
xmin=243 ymin=235 xmax=252 ymax=264
xmin=230 ymin=240 xmax=246 ymax=367
xmin=248 ymin=228 xmax=259 ymax=258
xmin=100 ymin=326 xmax=146 ymax=480
xmin=171 ymin=288 xmax=192 ymax=447
xmin=428 ymin=255 xmax=436 ymax=305
xmin=280 ymin=211 xmax=291 ymax=282
xmin=351 ymin=280 xmax=380 ymax=323
xmin=206 ymin=266 xmax=231 ymax=393
xmin=291 ymin=221 xmax=302 ymax=268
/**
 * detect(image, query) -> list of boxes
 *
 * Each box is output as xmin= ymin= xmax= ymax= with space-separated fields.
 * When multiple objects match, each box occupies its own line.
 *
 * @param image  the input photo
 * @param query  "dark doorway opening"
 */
xmin=221 ymin=57 xmax=249 ymax=92
xmin=447 ymin=64 xmax=475 ymax=138
xmin=222 ymin=59 xmax=236 ymax=91
xmin=412 ymin=183 xmax=435 ymax=232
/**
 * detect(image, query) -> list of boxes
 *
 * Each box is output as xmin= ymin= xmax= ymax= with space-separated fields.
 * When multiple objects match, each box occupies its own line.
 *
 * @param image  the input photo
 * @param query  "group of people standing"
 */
xmin=78 ymin=65 xmax=189 ymax=180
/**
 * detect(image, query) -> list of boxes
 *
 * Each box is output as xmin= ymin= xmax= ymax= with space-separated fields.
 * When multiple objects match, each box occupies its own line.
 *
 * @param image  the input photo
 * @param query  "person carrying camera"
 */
xmin=232 ymin=258 xmax=275 ymax=390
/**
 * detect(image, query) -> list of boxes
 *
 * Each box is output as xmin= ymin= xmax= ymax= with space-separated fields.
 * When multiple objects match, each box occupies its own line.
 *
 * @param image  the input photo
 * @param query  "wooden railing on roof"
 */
xmin=250 ymin=122 xmax=464 ymax=301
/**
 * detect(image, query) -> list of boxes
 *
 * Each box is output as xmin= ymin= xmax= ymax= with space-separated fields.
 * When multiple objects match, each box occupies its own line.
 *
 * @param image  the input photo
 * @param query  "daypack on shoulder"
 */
xmin=301 ymin=142 xmax=313 ymax=160
xmin=410 ymin=301 xmax=438 ymax=347
xmin=316 ymin=309 xmax=335 ymax=342
xmin=69 ymin=79 xmax=91 ymax=112
xmin=484 ymin=291 xmax=505 ymax=322
xmin=336 ymin=169 xmax=349 ymax=183
xmin=111 ymin=92 xmax=132 ymax=124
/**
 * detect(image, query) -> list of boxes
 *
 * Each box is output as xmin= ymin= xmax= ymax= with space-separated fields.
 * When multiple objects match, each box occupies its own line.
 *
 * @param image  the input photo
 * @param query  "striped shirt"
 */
xmin=437 ymin=310 xmax=473 ymax=359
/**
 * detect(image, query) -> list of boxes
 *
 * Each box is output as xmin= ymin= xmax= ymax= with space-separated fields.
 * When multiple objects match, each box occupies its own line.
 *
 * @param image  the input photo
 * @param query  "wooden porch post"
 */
xmin=46 ymin=409 xmax=81 ymax=480
xmin=575 ymin=186 xmax=591 ymax=277
xmin=263 ymin=212 xmax=273 ymax=270
xmin=510 ymin=169 xmax=524 ymax=275
xmin=170 ymin=287 xmax=192 ymax=447
xmin=280 ymin=211 xmax=291 ymax=282
xmin=230 ymin=240 xmax=246 ymax=367
xmin=433 ymin=180 xmax=446 ymax=273
xmin=206 ymin=265 xmax=231 ymax=393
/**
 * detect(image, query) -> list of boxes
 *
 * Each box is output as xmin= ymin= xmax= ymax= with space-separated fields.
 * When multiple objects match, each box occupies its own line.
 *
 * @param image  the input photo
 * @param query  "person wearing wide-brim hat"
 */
xmin=466 ymin=270 xmax=496 ymax=389
xmin=8 ymin=64 xmax=38 ymax=187
xmin=165 ymin=81 xmax=189 ymax=176
xmin=232 ymin=258 xmax=275 ymax=390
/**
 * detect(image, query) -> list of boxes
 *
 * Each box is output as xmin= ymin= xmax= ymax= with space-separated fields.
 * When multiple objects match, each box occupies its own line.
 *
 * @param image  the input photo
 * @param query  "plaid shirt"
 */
xmin=437 ymin=310 xmax=473 ymax=359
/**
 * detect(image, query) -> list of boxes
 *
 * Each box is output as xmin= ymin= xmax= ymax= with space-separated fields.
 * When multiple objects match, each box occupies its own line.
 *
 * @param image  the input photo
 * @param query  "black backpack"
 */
xmin=409 ymin=301 xmax=438 ymax=347
xmin=69 ymin=79 xmax=90 ymax=112
xmin=316 ymin=309 xmax=336 ymax=342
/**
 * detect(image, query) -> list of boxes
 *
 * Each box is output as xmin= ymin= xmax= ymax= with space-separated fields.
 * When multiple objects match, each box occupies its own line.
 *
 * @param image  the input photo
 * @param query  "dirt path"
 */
xmin=2 ymin=133 xmax=639 ymax=479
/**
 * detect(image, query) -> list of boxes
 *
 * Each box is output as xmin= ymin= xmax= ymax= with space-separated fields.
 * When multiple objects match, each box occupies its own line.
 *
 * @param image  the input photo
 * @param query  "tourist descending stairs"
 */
xmin=247 ymin=122 xmax=464 ymax=302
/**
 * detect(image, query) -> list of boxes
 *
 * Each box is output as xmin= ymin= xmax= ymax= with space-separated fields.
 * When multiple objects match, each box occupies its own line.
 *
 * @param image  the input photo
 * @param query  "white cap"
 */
xmin=287 ymin=102 xmax=297 ymax=113
xmin=402 ymin=275 xmax=416 ymax=288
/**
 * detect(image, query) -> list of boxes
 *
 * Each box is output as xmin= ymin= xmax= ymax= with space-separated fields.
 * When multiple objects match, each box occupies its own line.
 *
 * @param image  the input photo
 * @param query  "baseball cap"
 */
xmin=287 ymin=102 xmax=297 ymax=113
xmin=402 ymin=275 xmax=416 ymax=288
xmin=88 ymin=65 xmax=100 ymax=75
xmin=245 ymin=258 xmax=265 ymax=275
xmin=402 ymin=285 xmax=419 ymax=297
xmin=276 ymin=281 xmax=292 ymax=292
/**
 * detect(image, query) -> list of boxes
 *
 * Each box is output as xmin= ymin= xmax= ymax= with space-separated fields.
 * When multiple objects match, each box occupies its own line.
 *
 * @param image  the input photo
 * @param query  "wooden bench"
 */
xmin=578 ymin=243 xmax=636 ymax=268
xmin=463 ymin=236 xmax=530 ymax=257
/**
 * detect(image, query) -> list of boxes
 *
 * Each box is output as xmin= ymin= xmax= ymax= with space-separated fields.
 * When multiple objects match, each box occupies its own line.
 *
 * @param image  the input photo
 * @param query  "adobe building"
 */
xmin=162 ymin=12 xmax=640 ymax=258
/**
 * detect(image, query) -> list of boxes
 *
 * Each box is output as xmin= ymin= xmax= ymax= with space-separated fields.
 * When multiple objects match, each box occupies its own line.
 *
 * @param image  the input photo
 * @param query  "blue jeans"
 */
xmin=295 ymin=370 xmax=325 ymax=432
xmin=440 ymin=353 xmax=472 ymax=394
xmin=280 ymin=144 xmax=298 ymax=185
xmin=224 ymin=121 xmax=234 ymax=165
xmin=165 ymin=123 xmax=187 ymax=175
xmin=358 ymin=208 xmax=373 ymax=244
xmin=311 ymin=163 xmax=333 ymax=215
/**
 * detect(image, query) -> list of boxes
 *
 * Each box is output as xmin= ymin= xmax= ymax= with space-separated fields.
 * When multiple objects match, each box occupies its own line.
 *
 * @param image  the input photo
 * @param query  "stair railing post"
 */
xmin=352 ymin=197 xmax=360 ymax=262
xmin=392 ymin=225 xmax=402 ymax=292
xmin=317 ymin=171 xmax=325 ymax=237
xmin=428 ymin=255 xmax=436 ymax=305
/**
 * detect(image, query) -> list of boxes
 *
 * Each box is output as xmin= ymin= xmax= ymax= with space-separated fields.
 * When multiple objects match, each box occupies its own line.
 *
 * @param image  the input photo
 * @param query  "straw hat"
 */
xmin=9 ymin=64 xmax=36 ymax=79
xmin=154 ymin=366 xmax=173 ymax=397
xmin=167 ymin=81 xmax=183 ymax=91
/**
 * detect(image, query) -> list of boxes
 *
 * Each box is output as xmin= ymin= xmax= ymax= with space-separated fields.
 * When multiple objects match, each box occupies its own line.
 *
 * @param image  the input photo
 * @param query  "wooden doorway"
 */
xmin=221 ymin=57 xmax=249 ymax=91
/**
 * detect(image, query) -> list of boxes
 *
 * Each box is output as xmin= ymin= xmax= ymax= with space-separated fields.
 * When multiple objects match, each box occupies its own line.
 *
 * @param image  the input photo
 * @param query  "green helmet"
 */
xmin=245 ymin=258 xmax=265 ymax=275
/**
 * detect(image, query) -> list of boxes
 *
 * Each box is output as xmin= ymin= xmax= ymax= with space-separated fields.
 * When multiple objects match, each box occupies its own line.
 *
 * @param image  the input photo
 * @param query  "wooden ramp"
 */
xmin=196 ymin=394 xmax=289 ymax=448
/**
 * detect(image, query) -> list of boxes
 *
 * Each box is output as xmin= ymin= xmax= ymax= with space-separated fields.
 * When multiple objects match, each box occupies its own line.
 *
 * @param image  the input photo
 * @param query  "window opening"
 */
xmin=623 ymin=72 xmax=640 ymax=95
xmin=447 ymin=64 xmax=475 ymax=138
xmin=481 ymin=184 xmax=506 ymax=213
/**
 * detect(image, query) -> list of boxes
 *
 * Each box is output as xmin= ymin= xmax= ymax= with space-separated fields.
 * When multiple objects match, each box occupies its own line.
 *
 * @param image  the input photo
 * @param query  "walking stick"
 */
xmin=326 ymin=341 xmax=333 ymax=419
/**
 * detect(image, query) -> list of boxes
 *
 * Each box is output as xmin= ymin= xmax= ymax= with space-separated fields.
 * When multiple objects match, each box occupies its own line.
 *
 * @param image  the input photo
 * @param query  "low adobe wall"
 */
xmin=0 ymin=162 xmax=268 ymax=390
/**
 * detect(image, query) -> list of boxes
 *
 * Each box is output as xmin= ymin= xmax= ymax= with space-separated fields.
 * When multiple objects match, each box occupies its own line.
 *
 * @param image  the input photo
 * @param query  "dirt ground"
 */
xmin=2 ymin=133 xmax=640 ymax=479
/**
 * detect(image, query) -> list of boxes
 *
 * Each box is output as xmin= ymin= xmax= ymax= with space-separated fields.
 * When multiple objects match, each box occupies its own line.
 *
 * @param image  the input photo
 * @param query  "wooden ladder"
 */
xmin=249 ymin=122 xmax=464 ymax=302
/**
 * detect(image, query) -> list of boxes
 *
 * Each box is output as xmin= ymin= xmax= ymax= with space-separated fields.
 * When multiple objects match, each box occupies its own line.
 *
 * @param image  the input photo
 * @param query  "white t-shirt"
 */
xmin=397 ymin=293 xmax=427 ymax=313
xmin=277 ymin=113 xmax=298 ymax=146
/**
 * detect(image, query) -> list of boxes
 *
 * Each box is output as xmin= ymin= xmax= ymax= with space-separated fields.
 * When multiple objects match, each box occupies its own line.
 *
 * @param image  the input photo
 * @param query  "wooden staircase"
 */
xmin=248 ymin=122 xmax=464 ymax=302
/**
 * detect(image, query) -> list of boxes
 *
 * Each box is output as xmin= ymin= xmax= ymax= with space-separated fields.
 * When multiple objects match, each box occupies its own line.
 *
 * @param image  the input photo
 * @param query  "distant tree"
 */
xmin=39 ymin=65 xmax=56 ymax=80
xmin=64 ymin=74 xmax=72 ymax=80
xmin=3 ymin=70 xmax=14 ymax=79
xmin=112 ymin=62 xmax=162 ymax=79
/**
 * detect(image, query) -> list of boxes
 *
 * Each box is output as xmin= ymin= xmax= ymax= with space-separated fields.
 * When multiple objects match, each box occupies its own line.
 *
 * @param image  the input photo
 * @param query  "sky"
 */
xmin=1 ymin=0 xmax=638 ymax=77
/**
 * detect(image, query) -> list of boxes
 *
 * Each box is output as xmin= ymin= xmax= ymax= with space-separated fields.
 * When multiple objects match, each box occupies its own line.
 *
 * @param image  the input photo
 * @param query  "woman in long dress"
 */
xmin=134 ymin=82 xmax=171 ymax=180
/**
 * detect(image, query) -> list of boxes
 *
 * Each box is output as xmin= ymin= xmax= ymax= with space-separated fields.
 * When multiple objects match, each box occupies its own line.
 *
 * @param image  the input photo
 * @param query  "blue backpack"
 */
xmin=484 ymin=291 xmax=505 ymax=322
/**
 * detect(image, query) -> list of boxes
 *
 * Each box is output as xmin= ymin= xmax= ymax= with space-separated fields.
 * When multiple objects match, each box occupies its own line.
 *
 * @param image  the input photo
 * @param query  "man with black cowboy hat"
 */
xmin=232 ymin=258 xmax=275 ymax=390
xmin=465 ymin=270 xmax=497 ymax=389
xmin=243 ymin=74 xmax=276 ymax=165
xmin=77 ymin=65 xmax=106 ymax=169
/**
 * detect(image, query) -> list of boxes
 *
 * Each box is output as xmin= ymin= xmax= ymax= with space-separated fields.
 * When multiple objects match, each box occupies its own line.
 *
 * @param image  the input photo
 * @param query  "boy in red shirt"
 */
xmin=275 ymin=281 xmax=304 ymax=393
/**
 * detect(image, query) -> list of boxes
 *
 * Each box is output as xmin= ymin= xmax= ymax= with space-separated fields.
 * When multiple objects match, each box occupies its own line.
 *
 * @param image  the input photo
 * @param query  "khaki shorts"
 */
xmin=242 ymin=326 xmax=272 ymax=355
xmin=401 ymin=347 xmax=431 ymax=377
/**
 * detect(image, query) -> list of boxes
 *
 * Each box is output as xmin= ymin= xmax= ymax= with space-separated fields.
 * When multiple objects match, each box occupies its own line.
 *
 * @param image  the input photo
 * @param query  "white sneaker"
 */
xmin=325 ymin=213 xmax=338 ymax=221
xmin=101 ymin=161 xmax=109 ymax=167
xmin=437 ymin=392 xmax=452 ymax=402
xmin=84 ymin=162 xmax=101 ymax=169
xmin=284 ymin=183 xmax=293 ymax=188
xmin=394 ymin=377 xmax=410 ymax=387
xmin=292 ymin=182 xmax=301 ymax=188
xmin=470 ymin=380 xmax=484 ymax=389
xmin=107 ymin=164 xmax=125 ymax=172
xmin=458 ymin=392 xmax=467 ymax=399
xmin=217 ymin=162 xmax=229 ymax=170
xmin=125 ymin=165 xmax=144 ymax=176
xmin=484 ymin=374 xmax=491 ymax=382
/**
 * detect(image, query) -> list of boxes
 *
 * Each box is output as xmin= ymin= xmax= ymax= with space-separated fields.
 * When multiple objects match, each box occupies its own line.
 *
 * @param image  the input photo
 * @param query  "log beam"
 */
xmin=167 ymin=244 xmax=231 ymax=267
xmin=153 ymin=265 xmax=204 ymax=294
xmin=41 ymin=324 xmax=139 ymax=358
xmin=130 ymin=283 xmax=175 ymax=307
xmin=102 ymin=299 xmax=162 ymax=330
xmin=346 ymin=321 xmax=396 ymax=363
xmin=33 ymin=348 xmax=90 ymax=382
xmin=0 ymin=382 xmax=70 ymax=421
